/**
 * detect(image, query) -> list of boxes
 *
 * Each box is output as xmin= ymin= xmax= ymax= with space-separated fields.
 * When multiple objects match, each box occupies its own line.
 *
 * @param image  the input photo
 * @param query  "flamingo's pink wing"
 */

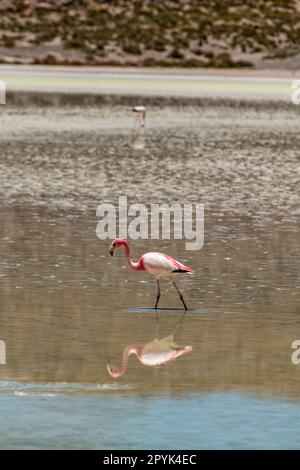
xmin=142 ymin=253 xmax=193 ymax=274
xmin=162 ymin=254 xmax=193 ymax=273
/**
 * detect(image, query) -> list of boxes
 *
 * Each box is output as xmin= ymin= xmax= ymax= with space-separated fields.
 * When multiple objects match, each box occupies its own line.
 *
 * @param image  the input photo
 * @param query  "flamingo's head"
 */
xmin=109 ymin=238 xmax=126 ymax=256
xmin=106 ymin=363 xmax=125 ymax=379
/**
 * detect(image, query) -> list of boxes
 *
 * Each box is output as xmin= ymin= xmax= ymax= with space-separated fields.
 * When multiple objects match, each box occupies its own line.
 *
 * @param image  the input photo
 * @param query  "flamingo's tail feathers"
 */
xmin=172 ymin=268 xmax=193 ymax=274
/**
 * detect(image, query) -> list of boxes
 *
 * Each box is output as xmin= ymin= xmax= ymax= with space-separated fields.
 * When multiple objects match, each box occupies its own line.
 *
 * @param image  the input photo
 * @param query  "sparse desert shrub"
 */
xmin=181 ymin=58 xmax=206 ymax=67
xmin=122 ymin=42 xmax=141 ymax=55
xmin=168 ymin=48 xmax=184 ymax=59
xmin=153 ymin=38 xmax=167 ymax=52
xmin=2 ymin=0 xmax=300 ymax=67
xmin=207 ymin=52 xmax=252 ymax=68
xmin=33 ymin=54 xmax=59 ymax=65
xmin=203 ymin=51 xmax=214 ymax=59
xmin=1 ymin=35 xmax=15 ymax=48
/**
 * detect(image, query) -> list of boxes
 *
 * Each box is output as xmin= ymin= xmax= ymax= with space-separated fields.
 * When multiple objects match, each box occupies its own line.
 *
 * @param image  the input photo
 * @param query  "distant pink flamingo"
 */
xmin=132 ymin=106 xmax=146 ymax=127
xmin=109 ymin=238 xmax=193 ymax=310
xmin=107 ymin=335 xmax=193 ymax=378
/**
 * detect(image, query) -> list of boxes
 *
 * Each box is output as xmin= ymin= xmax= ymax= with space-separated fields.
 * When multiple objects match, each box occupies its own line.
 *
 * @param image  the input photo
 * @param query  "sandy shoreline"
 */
xmin=0 ymin=65 xmax=297 ymax=101
xmin=1 ymin=64 xmax=300 ymax=77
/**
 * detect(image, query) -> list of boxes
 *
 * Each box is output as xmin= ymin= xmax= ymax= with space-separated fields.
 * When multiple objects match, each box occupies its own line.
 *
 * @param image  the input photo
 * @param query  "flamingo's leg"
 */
xmin=173 ymin=281 xmax=188 ymax=311
xmin=155 ymin=279 xmax=161 ymax=310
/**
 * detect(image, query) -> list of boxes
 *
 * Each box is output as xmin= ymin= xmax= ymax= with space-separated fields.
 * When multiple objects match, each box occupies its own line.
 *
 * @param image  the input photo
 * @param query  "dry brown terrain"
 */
xmin=1 ymin=0 xmax=300 ymax=68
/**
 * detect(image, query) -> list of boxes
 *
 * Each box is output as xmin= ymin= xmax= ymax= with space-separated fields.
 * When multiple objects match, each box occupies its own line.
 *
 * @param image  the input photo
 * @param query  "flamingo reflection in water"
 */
xmin=107 ymin=312 xmax=192 ymax=379
xmin=132 ymin=127 xmax=145 ymax=150
xmin=131 ymin=106 xmax=146 ymax=149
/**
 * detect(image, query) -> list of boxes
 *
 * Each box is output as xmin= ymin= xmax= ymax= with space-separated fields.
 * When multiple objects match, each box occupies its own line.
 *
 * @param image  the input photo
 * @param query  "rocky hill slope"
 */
xmin=1 ymin=0 xmax=300 ymax=68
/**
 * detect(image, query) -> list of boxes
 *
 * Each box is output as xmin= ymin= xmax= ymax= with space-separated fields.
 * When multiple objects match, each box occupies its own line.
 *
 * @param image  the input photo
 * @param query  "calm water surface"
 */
xmin=0 ymin=95 xmax=299 ymax=449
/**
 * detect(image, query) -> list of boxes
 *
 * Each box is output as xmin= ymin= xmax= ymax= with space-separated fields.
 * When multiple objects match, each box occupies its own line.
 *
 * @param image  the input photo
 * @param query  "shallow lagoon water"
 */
xmin=1 ymin=391 xmax=300 ymax=450
xmin=0 ymin=94 xmax=299 ymax=449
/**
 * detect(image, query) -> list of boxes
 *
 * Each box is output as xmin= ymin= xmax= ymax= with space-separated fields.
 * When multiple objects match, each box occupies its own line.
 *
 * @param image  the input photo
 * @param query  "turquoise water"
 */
xmin=1 ymin=385 xmax=300 ymax=450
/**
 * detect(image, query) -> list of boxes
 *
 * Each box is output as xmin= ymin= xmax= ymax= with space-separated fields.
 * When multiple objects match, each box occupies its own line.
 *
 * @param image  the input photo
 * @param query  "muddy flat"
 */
xmin=0 ymin=65 xmax=296 ymax=100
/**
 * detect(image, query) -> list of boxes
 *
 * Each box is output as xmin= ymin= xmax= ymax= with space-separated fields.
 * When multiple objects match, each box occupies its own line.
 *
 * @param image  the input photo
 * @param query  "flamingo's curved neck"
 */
xmin=120 ymin=240 xmax=144 ymax=271
xmin=109 ymin=345 xmax=141 ymax=378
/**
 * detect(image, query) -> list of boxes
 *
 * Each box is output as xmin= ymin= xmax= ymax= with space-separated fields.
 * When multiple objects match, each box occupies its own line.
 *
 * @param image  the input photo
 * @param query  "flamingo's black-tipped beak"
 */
xmin=109 ymin=243 xmax=115 ymax=256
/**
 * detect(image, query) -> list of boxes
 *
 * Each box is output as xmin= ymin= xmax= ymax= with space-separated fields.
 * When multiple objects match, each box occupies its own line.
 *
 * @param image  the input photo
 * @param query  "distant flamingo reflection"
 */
xmin=132 ymin=127 xmax=145 ymax=150
xmin=107 ymin=312 xmax=192 ymax=378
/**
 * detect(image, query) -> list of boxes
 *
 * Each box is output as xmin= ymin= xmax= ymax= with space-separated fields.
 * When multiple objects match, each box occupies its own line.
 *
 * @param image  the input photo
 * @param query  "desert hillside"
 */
xmin=1 ymin=0 xmax=300 ymax=68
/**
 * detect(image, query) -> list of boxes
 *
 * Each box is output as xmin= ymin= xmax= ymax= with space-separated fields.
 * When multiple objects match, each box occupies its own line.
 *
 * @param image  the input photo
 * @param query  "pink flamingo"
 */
xmin=132 ymin=106 xmax=146 ymax=127
xmin=107 ymin=336 xmax=192 ymax=378
xmin=109 ymin=238 xmax=193 ymax=310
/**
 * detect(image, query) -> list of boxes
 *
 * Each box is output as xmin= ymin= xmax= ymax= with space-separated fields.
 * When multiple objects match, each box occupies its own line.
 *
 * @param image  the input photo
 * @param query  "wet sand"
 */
xmin=0 ymin=65 xmax=296 ymax=101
